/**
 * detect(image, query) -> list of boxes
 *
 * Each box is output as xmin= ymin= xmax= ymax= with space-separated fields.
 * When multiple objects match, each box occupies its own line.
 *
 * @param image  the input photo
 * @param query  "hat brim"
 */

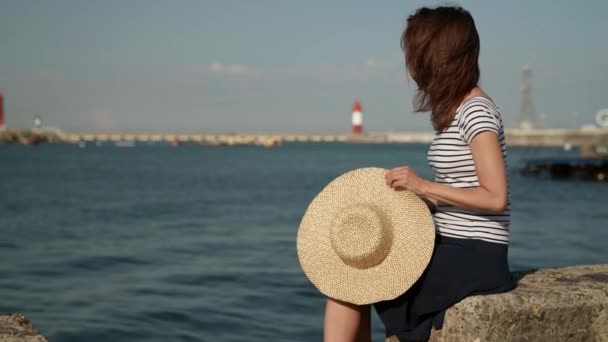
xmin=297 ymin=167 xmax=435 ymax=305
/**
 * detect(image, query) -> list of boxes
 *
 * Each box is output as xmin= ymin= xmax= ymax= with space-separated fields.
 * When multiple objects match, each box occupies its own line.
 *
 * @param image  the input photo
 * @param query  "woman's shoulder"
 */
xmin=457 ymin=95 xmax=501 ymax=123
xmin=456 ymin=96 xmax=503 ymax=143
xmin=458 ymin=96 xmax=499 ymax=114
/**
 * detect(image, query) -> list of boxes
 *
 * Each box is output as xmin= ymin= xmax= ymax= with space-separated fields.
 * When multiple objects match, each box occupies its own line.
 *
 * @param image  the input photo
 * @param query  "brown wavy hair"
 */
xmin=402 ymin=6 xmax=480 ymax=132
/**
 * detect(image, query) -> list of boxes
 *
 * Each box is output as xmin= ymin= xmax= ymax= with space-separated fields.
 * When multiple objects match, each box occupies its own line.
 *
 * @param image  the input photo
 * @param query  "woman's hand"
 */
xmin=385 ymin=166 xmax=429 ymax=196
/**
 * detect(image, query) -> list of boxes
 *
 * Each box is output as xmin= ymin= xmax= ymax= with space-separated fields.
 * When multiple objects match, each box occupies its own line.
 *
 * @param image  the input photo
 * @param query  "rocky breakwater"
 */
xmin=0 ymin=130 xmax=62 ymax=145
xmin=0 ymin=314 xmax=47 ymax=342
xmin=386 ymin=264 xmax=608 ymax=342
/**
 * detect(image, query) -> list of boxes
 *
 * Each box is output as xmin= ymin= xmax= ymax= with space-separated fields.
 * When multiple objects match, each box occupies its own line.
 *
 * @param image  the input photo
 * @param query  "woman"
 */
xmin=323 ymin=6 xmax=516 ymax=342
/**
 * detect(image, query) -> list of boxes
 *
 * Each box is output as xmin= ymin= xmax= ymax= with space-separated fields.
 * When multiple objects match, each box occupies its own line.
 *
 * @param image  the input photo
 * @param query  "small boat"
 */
xmin=256 ymin=137 xmax=283 ymax=148
xmin=25 ymin=137 xmax=42 ymax=146
xmin=263 ymin=139 xmax=283 ymax=148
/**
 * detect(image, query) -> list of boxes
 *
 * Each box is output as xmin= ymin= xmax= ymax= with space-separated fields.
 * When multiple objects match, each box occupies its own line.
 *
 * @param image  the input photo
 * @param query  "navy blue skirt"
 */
xmin=373 ymin=234 xmax=517 ymax=341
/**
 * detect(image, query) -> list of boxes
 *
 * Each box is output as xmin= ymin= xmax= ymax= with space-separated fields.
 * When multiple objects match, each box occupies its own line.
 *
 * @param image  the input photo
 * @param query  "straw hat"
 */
xmin=297 ymin=167 xmax=435 ymax=305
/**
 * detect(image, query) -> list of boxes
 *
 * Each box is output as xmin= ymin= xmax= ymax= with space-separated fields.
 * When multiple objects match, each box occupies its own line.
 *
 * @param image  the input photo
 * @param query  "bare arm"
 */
xmin=421 ymin=131 xmax=508 ymax=214
xmin=386 ymin=131 xmax=508 ymax=214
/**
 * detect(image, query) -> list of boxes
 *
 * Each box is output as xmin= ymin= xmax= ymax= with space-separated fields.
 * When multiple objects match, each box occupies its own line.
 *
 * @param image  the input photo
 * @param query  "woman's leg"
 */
xmin=324 ymin=297 xmax=371 ymax=342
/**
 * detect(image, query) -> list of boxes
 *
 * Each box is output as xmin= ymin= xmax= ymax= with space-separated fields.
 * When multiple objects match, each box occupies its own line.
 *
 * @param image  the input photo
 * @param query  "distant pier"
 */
xmin=0 ymin=128 xmax=606 ymax=147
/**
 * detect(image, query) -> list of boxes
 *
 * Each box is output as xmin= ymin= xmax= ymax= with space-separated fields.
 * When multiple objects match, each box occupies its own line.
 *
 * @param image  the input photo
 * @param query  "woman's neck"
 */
xmin=461 ymin=87 xmax=491 ymax=103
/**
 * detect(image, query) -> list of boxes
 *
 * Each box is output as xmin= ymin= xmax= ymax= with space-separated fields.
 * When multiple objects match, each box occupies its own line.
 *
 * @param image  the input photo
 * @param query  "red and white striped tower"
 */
xmin=352 ymin=100 xmax=363 ymax=134
xmin=0 ymin=91 xmax=4 ymax=129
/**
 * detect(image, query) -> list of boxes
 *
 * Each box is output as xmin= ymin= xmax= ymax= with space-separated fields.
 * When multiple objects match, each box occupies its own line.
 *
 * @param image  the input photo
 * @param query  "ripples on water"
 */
xmin=0 ymin=143 xmax=606 ymax=341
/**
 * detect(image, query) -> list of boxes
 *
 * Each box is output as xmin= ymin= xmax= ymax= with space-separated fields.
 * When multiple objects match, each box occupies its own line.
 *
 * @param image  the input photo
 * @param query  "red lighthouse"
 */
xmin=352 ymin=100 xmax=363 ymax=134
xmin=0 ymin=92 xmax=4 ymax=128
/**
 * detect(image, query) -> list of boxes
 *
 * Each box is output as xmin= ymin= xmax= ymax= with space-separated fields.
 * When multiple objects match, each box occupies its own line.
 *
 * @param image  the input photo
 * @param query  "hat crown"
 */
xmin=330 ymin=204 xmax=393 ymax=269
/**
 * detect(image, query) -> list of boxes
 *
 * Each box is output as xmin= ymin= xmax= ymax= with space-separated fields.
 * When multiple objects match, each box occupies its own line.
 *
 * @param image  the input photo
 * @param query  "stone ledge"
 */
xmin=0 ymin=314 xmax=47 ymax=342
xmin=387 ymin=264 xmax=608 ymax=342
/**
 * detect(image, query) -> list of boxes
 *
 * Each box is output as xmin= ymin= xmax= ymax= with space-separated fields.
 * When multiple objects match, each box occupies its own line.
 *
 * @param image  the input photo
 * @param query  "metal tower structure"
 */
xmin=0 ymin=91 xmax=4 ymax=129
xmin=518 ymin=64 xmax=537 ymax=130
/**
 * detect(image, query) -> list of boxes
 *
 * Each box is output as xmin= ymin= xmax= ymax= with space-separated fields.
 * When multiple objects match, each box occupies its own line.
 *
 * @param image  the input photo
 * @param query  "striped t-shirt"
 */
xmin=427 ymin=96 xmax=510 ymax=244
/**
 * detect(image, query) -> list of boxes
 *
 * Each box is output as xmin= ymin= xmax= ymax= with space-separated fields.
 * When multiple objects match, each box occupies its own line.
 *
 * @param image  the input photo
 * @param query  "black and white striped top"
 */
xmin=427 ymin=96 xmax=510 ymax=244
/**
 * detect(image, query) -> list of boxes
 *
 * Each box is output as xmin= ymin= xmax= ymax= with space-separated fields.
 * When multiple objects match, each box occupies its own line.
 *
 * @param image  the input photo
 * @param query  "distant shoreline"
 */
xmin=0 ymin=127 xmax=606 ymax=147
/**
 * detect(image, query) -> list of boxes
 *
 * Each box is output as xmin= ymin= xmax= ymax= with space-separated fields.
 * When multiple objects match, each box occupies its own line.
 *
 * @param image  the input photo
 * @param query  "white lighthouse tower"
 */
xmin=352 ymin=100 xmax=363 ymax=134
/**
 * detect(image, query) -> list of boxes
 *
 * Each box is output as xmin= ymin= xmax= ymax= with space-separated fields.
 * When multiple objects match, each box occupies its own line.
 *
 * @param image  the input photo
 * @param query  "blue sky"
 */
xmin=1 ymin=0 xmax=607 ymax=133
